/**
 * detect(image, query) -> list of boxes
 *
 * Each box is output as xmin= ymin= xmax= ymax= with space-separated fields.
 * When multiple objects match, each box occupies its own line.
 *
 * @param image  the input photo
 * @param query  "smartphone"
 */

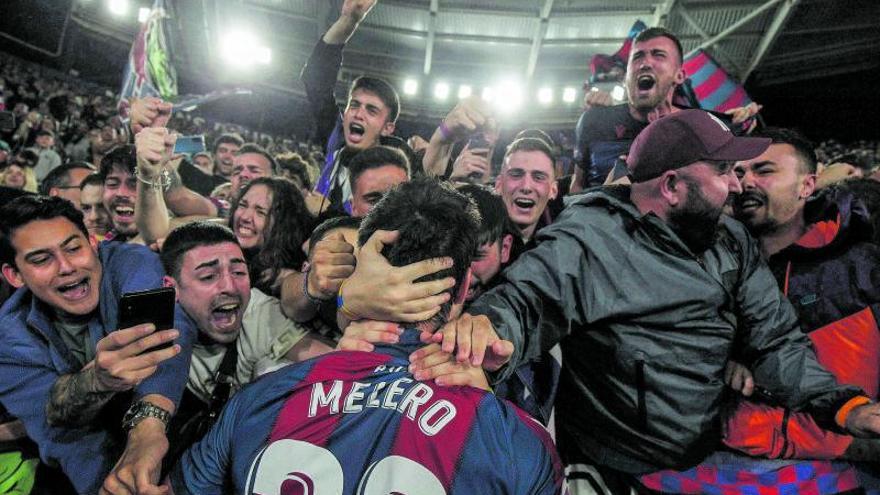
xmin=118 ymin=287 xmax=176 ymax=353
xmin=466 ymin=134 xmax=492 ymax=180
xmin=173 ymin=135 xmax=206 ymax=155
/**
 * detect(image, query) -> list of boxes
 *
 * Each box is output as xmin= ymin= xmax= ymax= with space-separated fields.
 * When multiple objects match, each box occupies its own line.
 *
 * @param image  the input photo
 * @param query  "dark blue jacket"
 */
xmin=0 ymin=242 xmax=196 ymax=494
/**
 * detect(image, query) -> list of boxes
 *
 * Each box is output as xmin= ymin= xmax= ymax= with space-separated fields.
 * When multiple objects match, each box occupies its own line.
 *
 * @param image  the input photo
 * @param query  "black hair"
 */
xmin=308 ymin=215 xmax=362 ymax=253
xmin=456 ymin=184 xmax=516 ymax=247
xmin=358 ymin=177 xmax=480 ymax=326
xmin=753 ymin=127 xmax=818 ymax=174
xmin=236 ymin=143 xmax=278 ymax=176
xmin=349 ymin=76 xmax=401 ymax=123
xmin=348 ymin=146 xmax=410 ymax=195
xmin=40 ymin=161 xmax=96 ymax=195
xmin=228 ymin=177 xmax=314 ymax=295
xmin=504 ymin=137 xmax=557 ymax=172
xmin=0 ymin=195 xmax=88 ymax=267
xmin=99 ymin=145 xmax=136 ymax=179
xmin=275 ymin=152 xmax=312 ymax=191
xmin=79 ymin=172 xmax=105 ymax=190
xmin=633 ymin=27 xmax=684 ymax=65
xmin=16 ymin=149 xmax=39 ymax=168
xmin=212 ymin=133 xmax=244 ymax=154
xmin=160 ymin=221 xmax=239 ymax=279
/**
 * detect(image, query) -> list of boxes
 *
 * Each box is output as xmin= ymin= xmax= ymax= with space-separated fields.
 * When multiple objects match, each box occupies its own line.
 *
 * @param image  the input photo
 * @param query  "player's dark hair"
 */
xmin=359 ymin=177 xmax=480 ymax=326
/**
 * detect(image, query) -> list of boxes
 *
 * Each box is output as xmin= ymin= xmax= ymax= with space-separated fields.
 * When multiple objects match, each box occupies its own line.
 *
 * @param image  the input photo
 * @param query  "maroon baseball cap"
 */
xmin=626 ymin=109 xmax=770 ymax=182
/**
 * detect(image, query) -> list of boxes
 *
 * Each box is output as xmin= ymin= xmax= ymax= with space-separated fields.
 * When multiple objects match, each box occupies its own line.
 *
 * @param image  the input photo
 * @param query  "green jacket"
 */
xmin=469 ymin=186 xmax=861 ymax=474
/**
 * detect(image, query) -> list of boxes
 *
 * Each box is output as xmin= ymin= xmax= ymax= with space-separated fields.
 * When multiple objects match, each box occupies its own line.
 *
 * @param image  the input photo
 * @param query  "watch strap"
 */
xmin=122 ymin=400 xmax=171 ymax=432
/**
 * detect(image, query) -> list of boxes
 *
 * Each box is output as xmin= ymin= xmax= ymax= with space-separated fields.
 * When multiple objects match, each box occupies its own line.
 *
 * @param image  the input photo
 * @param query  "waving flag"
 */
xmin=683 ymin=49 xmax=753 ymax=113
xmin=117 ymin=0 xmax=178 ymax=117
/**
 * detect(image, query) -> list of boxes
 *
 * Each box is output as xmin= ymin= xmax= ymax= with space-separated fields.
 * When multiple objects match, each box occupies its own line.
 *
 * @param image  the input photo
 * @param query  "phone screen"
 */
xmin=172 ymin=135 xmax=206 ymax=155
xmin=118 ymin=287 xmax=176 ymax=353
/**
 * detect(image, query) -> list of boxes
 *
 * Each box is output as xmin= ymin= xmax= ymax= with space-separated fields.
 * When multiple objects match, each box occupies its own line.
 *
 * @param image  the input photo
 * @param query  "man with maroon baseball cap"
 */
xmin=420 ymin=107 xmax=880 ymax=492
xmin=624 ymin=109 xmax=770 ymax=252
xmin=626 ymin=109 xmax=770 ymax=183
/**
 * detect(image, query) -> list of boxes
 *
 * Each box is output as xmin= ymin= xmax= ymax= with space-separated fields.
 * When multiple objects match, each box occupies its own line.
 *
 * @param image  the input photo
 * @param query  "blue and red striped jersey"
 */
xmin=171 ymin=329 xmax=567 ymax=494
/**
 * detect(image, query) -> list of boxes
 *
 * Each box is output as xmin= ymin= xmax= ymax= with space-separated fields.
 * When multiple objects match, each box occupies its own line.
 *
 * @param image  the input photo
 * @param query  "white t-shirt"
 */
xmin=187 ymin=288 xmax=308 ymax=403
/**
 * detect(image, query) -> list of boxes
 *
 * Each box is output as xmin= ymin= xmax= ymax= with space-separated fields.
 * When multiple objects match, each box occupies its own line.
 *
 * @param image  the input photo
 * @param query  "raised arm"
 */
xmin=301 ymin=0 xmax=377 ymax=149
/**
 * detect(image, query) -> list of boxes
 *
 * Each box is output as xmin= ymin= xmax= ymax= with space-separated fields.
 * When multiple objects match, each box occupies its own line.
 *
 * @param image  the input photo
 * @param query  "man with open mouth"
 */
xmin=100 ymin=145 xmax=142 ymax=243
xmin=572 ymin=27 xmax=759 ymax=192
xmin=495 ymin=137 xmax=558 ymax=250
xmin=157 ymin=221 xmax=333 ymax=468
xmin=0 ymin=195 xmax=196 ymax=494
xmin=302 ymin=0 xmax=403 ymax=216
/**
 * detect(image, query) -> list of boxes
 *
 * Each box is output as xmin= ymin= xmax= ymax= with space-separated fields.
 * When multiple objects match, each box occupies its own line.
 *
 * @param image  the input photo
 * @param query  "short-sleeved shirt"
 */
xmin=187 ymin=288 xmax=309 ymax=403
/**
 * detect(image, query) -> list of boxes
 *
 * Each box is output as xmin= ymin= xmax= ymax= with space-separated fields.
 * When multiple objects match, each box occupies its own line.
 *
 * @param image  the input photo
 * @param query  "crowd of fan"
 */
xmin=1 ymin=1 xmax=880 ymax=494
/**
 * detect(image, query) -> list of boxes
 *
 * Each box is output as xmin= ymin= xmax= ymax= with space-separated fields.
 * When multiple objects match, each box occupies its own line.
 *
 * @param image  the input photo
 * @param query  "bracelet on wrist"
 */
xmin=336 ymin=279 xmax=361 ymax=321
xmin=134 ymin=166 xmax=172 ymax=191
xmin=301 ymin=263 xmax=328 ymax=306
xmin=438 ymin=120 xmax=453 ymax=141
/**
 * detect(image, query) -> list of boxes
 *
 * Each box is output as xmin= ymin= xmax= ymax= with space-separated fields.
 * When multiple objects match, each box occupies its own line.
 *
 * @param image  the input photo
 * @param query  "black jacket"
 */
xmin=469 ymin=186 xmax=861 ymax=473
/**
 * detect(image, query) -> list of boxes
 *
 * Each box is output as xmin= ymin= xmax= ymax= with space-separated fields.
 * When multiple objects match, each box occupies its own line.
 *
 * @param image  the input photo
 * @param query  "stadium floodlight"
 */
xmin=457 ymin=85 xmax=472 ymax=99
xmin=256 ymin=46 xmax=272 ymax=65
xmin=495 ymin=80 xmax=523 ymax=113
xmin=220 ymin=31 xmax=271 ymax=68
xmin=481 ymin=86 xmax=495 ymax=102
xmin=138 ymin=7 xmax=150 ymax=23
xmin=403 ymin=79 xmax=419 ymax=96
xmin=562 ymin=86 xmax=577 ymax=103
xmin=433 ymin=82 xmax=450 ymax=101
xmin=612 ymin=85 xmax=626 ymax=102
xmin=108 ymin=0 xmax=129 ymax=16
xmin=538 ymin=87 xmax=553 ymax=105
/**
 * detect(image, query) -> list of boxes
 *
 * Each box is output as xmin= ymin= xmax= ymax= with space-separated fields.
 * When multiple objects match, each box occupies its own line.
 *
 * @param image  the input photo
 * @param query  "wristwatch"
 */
xmin=121 ymin=400 xmax=171 ymax=432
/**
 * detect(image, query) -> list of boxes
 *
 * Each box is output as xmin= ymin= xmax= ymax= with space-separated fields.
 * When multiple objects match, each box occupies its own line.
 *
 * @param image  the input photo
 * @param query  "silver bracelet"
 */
xmin=134 ymin=167 xmax=172 ymax=191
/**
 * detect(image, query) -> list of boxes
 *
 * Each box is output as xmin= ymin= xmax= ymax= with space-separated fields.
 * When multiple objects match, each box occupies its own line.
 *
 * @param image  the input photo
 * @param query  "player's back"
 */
xmin=171 ymin=330 xmax=566 ymax=494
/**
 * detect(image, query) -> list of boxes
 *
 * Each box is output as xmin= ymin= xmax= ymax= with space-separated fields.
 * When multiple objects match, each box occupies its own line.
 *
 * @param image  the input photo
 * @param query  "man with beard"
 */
xmin=657 ymin=128 xmax=880 ymax=493
xmin=301 ymin=0 xmax=401 ymax=216
xmin=571 ymin=27 xmax=757 ymax=191
xmin=412 ymin=110 xmax=880 ymax=492
xmin=100 ymin=146 xmax=141 ymax=243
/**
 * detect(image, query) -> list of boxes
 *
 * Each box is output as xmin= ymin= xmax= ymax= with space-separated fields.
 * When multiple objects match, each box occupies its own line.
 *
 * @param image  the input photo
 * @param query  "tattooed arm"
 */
xmin=46 ymin=366 xmax=115 ymax=427
xmin=46 ymin=323 xmax=181 ymax=427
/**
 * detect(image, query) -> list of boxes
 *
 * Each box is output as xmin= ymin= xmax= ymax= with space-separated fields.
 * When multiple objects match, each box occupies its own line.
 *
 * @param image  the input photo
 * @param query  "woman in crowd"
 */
xmin=0 ymin=162 xmax=37 ymax=193
xmin=228 ymin=176 xmax=315 ymax=296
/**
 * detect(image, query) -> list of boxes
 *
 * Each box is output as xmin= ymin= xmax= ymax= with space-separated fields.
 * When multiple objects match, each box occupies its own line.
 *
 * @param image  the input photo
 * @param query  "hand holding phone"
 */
xmin=89 ymin=288 xmax=180 ymax=393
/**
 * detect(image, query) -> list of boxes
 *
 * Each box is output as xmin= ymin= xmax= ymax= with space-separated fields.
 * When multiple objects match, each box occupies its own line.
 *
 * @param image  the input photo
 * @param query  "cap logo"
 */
xmin=706 ymin=113 xmax=731 ymax=133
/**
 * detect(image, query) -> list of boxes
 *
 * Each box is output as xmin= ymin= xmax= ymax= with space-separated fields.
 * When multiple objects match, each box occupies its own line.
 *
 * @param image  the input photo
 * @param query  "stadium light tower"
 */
xmin=494 ymin=80 xmax=523 ymax=113
xmin=457 ymin=85 xmax=472 ymax=99
xmin=108 ymin=0 xmax=129 ymax=16
xmin=538 ymin=87 xmax=553 ymax=105
xmin=562 ymin=86 xmax=577 ymax=103
xmin=434 ymin=82 xmax=450 ymax=101
xmin=220 ymin=31 xmax=271 ymax=68
xmin=403 ymin=79 xmax=419 ymax=96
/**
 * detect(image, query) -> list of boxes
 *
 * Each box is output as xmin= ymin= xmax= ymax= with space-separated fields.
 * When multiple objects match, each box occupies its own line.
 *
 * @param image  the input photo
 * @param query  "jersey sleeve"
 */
xmin=508 ymin=406 xmax=567 ymax=494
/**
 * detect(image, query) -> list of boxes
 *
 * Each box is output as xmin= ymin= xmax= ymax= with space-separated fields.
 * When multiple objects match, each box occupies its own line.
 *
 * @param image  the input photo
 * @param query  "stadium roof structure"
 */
xmin=206 ymin=0 xmax=877 ymax=121
xmin=3 ymin=0 xmax=877 ymax=130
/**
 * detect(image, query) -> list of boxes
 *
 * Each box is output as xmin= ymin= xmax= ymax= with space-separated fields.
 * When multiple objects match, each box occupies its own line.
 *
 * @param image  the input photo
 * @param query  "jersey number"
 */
xmin=245 ymin=439 xmax=447 ymax=494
